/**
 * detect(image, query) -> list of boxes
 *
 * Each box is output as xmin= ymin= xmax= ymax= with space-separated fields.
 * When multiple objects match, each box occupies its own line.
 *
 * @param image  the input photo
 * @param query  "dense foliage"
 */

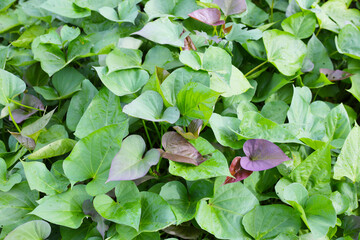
xmin=1 ymin=0 xmax=360 ymax=239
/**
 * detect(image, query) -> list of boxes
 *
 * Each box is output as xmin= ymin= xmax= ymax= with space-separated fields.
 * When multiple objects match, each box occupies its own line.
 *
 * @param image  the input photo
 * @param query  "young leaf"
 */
xmin=28 ymin=138 xmax=77 ymax=160
xmin=161 ymin=132 xmax=204 ymax=166
xmin=334 ymin=124 xmax=360 ymax=182
xmin=107 ymin=135 xmax=160 ymax=182
xmin=9 ymin=132 xmax=36 ymax=150
xmin=173 ymin=119 xmax=203 ymax=140
xmin=21 ymin=109 xmax=56 ymax=140
xmin=4 ymin=220 xmax=51 ymax=240
xmin=195 ymin=181 xmax=259 ymax=239
xmin=40 ymin=0 xmax=91 ymax=18
xmin=240 ymin=139 xmax=291 ymax=171
xmin=123 ymin=91 xmax=180 ymax=124
xmin=263 ymin=30 xmax=307 ymax=76
xmin=319 ymin=68 xmax=353 ymax=81
xmin=30 ymin=185 xmax=92 ymax=229
xmin=213 ymin=0 xmax=247 ymax=16
xmin=82 ymin=200 xmax=109 ymax=239
xmin=93 ymin=181 xmax=141 ymax=230
xmin=224 ymin=157 xmax=253 ymax=184
xmin=188 ymin=8 xmax=225 ymax=26
xmin=64 ymin=123 xmax=129 ymax=196
xmin=11 ymin=94 xmax=44 ymax=123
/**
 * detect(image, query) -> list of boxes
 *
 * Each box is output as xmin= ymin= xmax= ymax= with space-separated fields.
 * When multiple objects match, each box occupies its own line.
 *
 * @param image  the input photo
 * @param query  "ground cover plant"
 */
xmin=0 ymin=0 xmax=360 ymax=239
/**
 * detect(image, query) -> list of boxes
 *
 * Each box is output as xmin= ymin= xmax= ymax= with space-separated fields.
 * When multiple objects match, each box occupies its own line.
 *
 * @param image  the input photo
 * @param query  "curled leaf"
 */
xmin=184 ymin=35 xmax=196 ymax=51
xmin=9 ymin=132 xmax=36 ymax=150
xmin=224 ymin=157 xmax=253 ymax=184
xmin=188 ymin=8 xmax=225 ymax=26
xmin=173 ymin=119 xmax=203 ymax=140
xmin=241 ymin=139 xmax=291 ymax=171
xmin=161 ymin=132 xmax=205 ymax=166
xmin=319 ymin=68 xmax=353 ymax=81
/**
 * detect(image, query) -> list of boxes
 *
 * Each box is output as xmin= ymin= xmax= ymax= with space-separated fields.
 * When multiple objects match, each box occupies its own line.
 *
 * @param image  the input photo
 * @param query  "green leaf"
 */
xmin=0 ymin=69 xmax=26 ymax=105
xmin=0 ymin=0 xmax=16 ymax=11
xmin=99 ymin=0 xmax=139 ymax=24
xmin=22 ymin=161 xmax=69 ymax=195
xmin=144 ymin=0 xmax=198 ymax=19
xmin=60 ymin=25 xmax=81 ymax=45
xmin=94 ymin=181 xmax=141 ymax=230
xmin=0 ymin=158 xmax=21 ymax=192
xmin=74 ymin=88 xmax=128 ymax=139
xmin=64 ymin=123 xmax=129 ymax=196
xmin=34 ymin=67 xmax=84 ymax=100
xmin=4 ymin=220 xmax=51 ymax=240
xmin=241 ymin=0 xmax=268 ymax=27
xmin=203 ymin=46 xmax=232 ymax=82
xmin=324 ymin=104 xmax=351 ymax=147
xmin=142 ymin=46 xmax=180 ymax=74
xmin=159 ymin=181 xmax=197 ymax=224
xmin=334 ymin=124 xmax=360 ymax=182
xmin=107 ymin=135 xmax=160 ymax=181
xmin=238 ymin=111 xmax=301 ymax=144
xmin=176 ymin=82 xmax=219 ymax=122
xmin=195 ymin=180 xmax=259 ymax=239
xmin=281 ymin=11 xmax=317 ymax=39
xmin=95 ymin=67 xmax=149 ymax=96
xmin=209 ymin=113 xmax=243 ymax=149
xmin=11 ymin=25 xmax=46 ymax=48
xmin=30 ymin=185 xmax=92 ymax=229
xmin=179 ymin=50 xmax=202 ymax=70
xmin=225 ymin=23 xmax=262 ymax=44
xmin=66 ymin=80 xmax=98 ymax=131
xmin=210 ymin=65 xmax=252 ymax=97
xmin=302 ymin=35 xmax=334 ymax=88
xmin=169 ymin=145 xmax=230 ymax=180
xmin=40 ymin=0 xmax=91 ymax=18
xmin=0 ymin=45 xmax=8 ymax=69
xmin=335 ymin=24 xmax=360 ymax=60
xmin=123 ymin=91 xmax=180 ymax=124
xmin=0 ymin=182 xmax=38 ymax=225
xmin=289 ymin=144 xmax=331 ymax=196
xmin=260 ymin=100 xmax=289 ymax=124
xmin=105 ymin=48 xmax=142 ymax=73
xmin=74 ymin=0 xmax=122 ymax=10
xmin=132 ymin=17 xmax=187 ymax=47
xmin=139 ymin=192 xmax=176 ymax=232
xmin=242 ymin=205 xmax=301 ymax=239
xmin=263 ymin=29 xmax=307 ymax=76
xmin=347 ymin=59 xmax=360 ymax=102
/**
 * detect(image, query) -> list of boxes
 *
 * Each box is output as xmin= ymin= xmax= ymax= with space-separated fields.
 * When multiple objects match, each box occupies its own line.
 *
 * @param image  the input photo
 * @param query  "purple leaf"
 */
xmin=188 ymin=8 xmax=225 ymax=26
xmin=173 ymin=119 xmax=203 ymax=140
xmin=11 ymin=94 xmax=44 ymax=123
xmin=320 ymin=68 xmax=353 ymax=81
xmin=161 ymin=132 xmax=205 ymax=166
xmin=83 ymin=199 xmax=109 ymax=239
xmin=9 ymin=132 xmax=36 ymax=150
xmin=224 ymin=157 xmax=253 ymax=184
xmin=240 ymin=139 xmax=291 ymax=171
xmin=213 ymin=0 xmax=247 ymax=16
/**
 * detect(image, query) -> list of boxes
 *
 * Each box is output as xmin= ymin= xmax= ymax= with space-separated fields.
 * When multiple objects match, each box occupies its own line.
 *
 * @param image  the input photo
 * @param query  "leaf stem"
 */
xmin=270 ymin=0 xmax=275 ymax=22
xmin=142 ymin=120 xmax=153 ymax=148
xmin=315 ymin=27 xmax=321 ymax=37
xmin=244 ymin=60 xmax=268 ymax=77
xmin=212 ymin=26 xmax=218 ymax=36
xmin=8 ymin=106 xmax=21 ymax=133
xmin=152 ymin=122 xmax=161 ymax=144
xmin=8 ymin=98 xmax=44 ymax=111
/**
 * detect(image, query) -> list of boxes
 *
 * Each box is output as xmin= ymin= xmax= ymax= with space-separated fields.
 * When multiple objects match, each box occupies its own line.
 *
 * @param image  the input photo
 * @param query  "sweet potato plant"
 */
xmin=0 ymin=0 xmax=360 ymax=239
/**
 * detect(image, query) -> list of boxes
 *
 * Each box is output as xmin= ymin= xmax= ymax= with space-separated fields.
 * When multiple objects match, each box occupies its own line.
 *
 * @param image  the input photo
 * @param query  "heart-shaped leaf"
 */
xmin=213 ymin=0 xmax=247 ymax=16
xmin=123 ymin=91 xmax=180 ymax=124
xmin=161 ymin=132 xmax=204 ymax=166
xmin=224 ymin=157 xmax=253 ymax=184
xmin=4 ymin=220 xmax=51 ymax=240
xmin=0 ymin=69 xmax=26 ymax=105
xmin=319 ymin=68 xmax=353 ymax=81
xmin=188 ymin=8 xmax=225 ymax=26
xmin=107 ymin=135 xmax=160 ymax=181
xmin=105 ymin=48 xmax=142 ymax=73
xmin=241 ymin=139 xmax=291 ymax=171
xmin=99 ymin=0 xmax=139 ymax=24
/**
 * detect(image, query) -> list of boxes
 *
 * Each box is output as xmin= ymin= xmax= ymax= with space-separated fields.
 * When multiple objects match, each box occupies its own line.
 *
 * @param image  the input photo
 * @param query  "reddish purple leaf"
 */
xmin=11 ymin=94 xmax=44 ymax=123
xmin=161 ymin=132 xmax=205 ymax=166
xmin=213 ymin=0 xmax=247 ymax=16
xmin=188 ymin=8 xmax=225 ymax=26
xmin=320 ymin=68 xmax=353 ymax=81
xmin=83 ymin=199 xmax=109 ymax=239
xmin=224 ymin=157 xmax=252 ymax=184
xmin=184 ymin=35 xmax=197 ymax=51
xmin=9 ymin=132 xmax=36 ymax=150
xmin=240 ymin=139 xmax=291 ymax=171
xmin=173 ymin=119 xmax=203 ymax=140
